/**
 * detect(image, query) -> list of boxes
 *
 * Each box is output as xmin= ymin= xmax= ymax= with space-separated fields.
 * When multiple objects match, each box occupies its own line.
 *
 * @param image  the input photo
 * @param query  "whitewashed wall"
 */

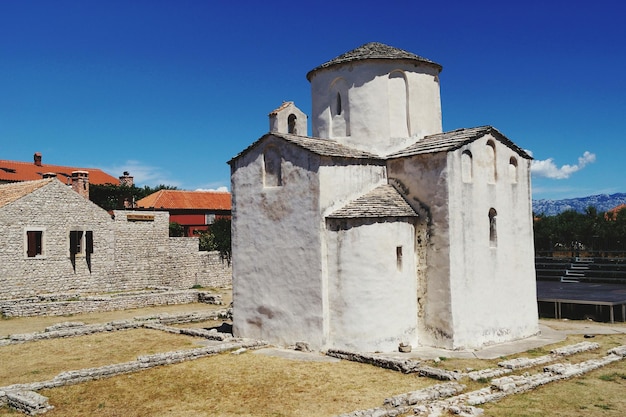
xmin=446 ymin=137 xmax=538 ymax=348
xmin=230 ymin=136 xmax=326 ymax=347
xmin=310 ymin=60 xmax=442 ymax=155
xmin=326 ymin=218 xmax=418 ymax=352
xmin=387 ymin=152 xmax=454 ymax=348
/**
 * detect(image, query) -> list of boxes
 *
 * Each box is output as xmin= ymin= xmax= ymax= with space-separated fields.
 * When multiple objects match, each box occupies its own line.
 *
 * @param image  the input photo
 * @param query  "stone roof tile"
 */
xmin=387 ymin=126 xmax=532 ymax=159
xmin=307 ymin=42 xmax=442 ymax=80
xmin=0 ymin=179 xmax=53 ymax=209
xmin=229 ymin=132 xmax=383 ymax=164
xmin=328 ymin=184 xmax=418 ymax=219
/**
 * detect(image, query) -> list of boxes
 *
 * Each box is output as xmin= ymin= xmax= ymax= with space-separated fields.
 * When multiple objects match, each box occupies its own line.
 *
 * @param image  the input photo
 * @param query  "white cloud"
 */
xmin=103 ymin=160 xmax=182 ymax=188
xmin=531 ymin=151 xmax=596 ymax=180
xmin=195 ymin=186 xmax=229 ymax=192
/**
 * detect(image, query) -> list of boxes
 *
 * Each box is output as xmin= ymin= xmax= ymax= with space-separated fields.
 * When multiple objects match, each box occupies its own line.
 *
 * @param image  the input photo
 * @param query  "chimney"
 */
xmin=71 ymin=171 xmax=89 ymax=199
xmin=34 ymin=152 xmax=42 ymax=166
xmin=119 ymin=171 xmax=134 ymax=187
xmin=42 ymin=172 xmax=57 ymax=179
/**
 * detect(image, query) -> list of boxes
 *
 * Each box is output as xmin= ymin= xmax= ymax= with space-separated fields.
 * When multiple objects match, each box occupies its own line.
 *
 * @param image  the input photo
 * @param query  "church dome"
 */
xmin=306 ymin=42 xmax=442 ymax=81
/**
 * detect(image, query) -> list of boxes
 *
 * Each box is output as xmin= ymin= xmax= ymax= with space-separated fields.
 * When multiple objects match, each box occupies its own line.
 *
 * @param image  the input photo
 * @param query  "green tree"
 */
xmin=169 ymin=222 xmax=184 ymax=237
xmin=198 ymin=218 xmax=231 ymax=263
xmin=89 ymin=183 xmax=178 ymax=211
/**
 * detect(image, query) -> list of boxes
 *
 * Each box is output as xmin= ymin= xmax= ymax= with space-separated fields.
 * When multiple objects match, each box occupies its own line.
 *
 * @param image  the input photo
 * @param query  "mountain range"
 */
xmin=532 ymin=193 xmax=626 ymax=216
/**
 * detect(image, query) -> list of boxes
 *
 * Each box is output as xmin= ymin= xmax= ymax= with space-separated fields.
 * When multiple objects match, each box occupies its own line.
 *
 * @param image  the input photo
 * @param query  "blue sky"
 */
xmin=1 ymin=1 xmax=624 ymax=199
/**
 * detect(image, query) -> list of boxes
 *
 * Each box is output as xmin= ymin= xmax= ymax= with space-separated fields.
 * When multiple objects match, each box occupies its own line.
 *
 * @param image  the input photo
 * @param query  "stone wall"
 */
xmin=0 ymin=290 xmax=218 ymax=318
xmin=0 ymin=180 xmax=232 ymax=301
xmin=163 ymin=239 xmax=232 ymax=289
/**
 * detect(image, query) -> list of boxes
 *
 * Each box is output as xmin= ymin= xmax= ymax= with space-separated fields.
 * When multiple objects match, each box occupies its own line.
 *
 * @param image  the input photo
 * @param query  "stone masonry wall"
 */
xmin=163 ymin=239 xmax=232 ymax=289
xmin=0 ymin=180 xmax=115 ymax=300
xmin=0 ymin=182 xmax=231 ymax=301
xmin=0 ymin=290 xmax=220 ymax=318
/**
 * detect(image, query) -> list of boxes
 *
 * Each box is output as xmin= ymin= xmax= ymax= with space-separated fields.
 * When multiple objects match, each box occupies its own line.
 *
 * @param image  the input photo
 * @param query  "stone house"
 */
xmin=0 ymin=178 xmax=231 ymax=300
xmin=229 ymin=42 xmax=538 ymax=352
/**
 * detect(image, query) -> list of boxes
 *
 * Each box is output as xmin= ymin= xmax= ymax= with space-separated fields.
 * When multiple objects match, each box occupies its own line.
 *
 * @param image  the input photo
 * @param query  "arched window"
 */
xmin=263 ymin=146 xmax=282 ymax=187
xmin=462 ymin=150 xmax=473 ymax=183
xmin=486 ymin=140 xmax=496 ymax=183
xmin=388 ymin=71 xmax=409 ymax=137
xmin=509 ymin=156 xmax=518 ymax=183
xmin=336 ymin=93 xmax=342 ymax=115
xmin=288 ymin=114 xmax=297 ymax=134
xmin=330 ymin=78 xmax=349 ymax=137
xmin=489 ymin=208 xmax=497 ymax=248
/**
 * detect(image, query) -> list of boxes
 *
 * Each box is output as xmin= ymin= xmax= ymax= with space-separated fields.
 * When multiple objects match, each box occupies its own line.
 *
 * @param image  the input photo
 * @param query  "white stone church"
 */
xmin=229 ymin=42 xmax=538 ymax=352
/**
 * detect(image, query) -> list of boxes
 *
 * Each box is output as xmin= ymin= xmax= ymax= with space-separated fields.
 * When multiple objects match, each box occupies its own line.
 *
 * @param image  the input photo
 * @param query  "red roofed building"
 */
xmin=136 ymin=189 xmax=231 ymax=236
xmin=606 ymin=203 xmax=626 ymax=220
xmin=0 ymin=152 xmax=120 ymax=186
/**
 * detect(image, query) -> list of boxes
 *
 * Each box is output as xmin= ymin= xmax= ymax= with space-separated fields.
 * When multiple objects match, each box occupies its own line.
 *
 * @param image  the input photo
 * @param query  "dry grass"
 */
xmin=10 ymin=353 xmax=430 ymax=417
xmin=0 ymin=329 xmax=200 ymax=386
xmin=1 ymin=304 xmax=626 ymax=416
xmin=482 ymin=360 xmax=626 ymax=416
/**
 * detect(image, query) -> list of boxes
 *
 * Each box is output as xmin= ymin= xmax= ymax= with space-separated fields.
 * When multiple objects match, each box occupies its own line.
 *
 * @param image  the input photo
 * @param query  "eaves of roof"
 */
xmin=228 ymin=132 xmax=384 ymax=165
xmin=136 ymin=189 xmax=232 ymax=210
xmin=307 ymin=42 xmax=442 ymax=81
xmin=327 ymin=184 xmax=418 ymax=219
xmin=387 ymin=126 xmax=532 ymax=160
xmin=0 ymin=178 xmax=54 ymax=209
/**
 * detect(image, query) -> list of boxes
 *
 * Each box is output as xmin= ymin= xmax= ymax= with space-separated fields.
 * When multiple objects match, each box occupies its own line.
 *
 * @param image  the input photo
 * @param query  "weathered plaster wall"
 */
xmin=326 ymin=218 xmax=418 ymax=352
xmin=269 ymin=102 xmax=308 ymax=135
xmin=446 ymin=137 xmax=538 ymax=348
xmin=318 ymin=162 xmax=387 ymax=215
xmin=387 ymin=153 xmax=454 ymax=348
xmin=310 ymin=60 xmax=442 ymax=155
xmin=231 ymin=136 xmax=326 ymax=347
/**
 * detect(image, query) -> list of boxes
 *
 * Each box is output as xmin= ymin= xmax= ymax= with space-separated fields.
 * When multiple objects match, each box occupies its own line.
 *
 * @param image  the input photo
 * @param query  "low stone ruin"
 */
xmin=334 ymin=343 xmax=626 ymax=417
xmin=0 ymin=289 xmax=222 ymax=318
xmin=0 ymin=310 xmax=260 ymax=415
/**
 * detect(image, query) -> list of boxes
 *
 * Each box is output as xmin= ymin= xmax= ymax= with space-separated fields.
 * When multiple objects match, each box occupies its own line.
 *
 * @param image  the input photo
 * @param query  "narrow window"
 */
xmin=288 ymin=114 xmax=297 ymax=134
xmin=486 ymin=140 xmax=496 ymax=183
xmin=263 ymin=146 xmax=282 ymax=187
xmin=462 ymin=150 xmax=473 ymax=183
xmin=70 ymin=230 xmax=83 ymax=255
xmin=330 ymin=78 xmax=349 ymax=137
xmin=509 ymin=156 xmax=518 ymax=183
xmin=85 ymin=231 xmax=93 ymax=273
xmin=336 ymin=92 xmax=342 ymax=115
xmin=85 ymin=231 xmax=93 ymax=254
xmin=489 ymin=208 xmax=497 ymax=248
xmin=26 ymin=230 xmax=43 ymax=257
xmin=396 ymin=246 xmax=403 ymax=271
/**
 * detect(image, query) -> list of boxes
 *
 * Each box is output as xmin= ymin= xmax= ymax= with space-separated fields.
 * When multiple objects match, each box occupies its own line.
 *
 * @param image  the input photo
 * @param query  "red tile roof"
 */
xmin=606 ymin=203 xmax=626 ymax=220
xmin=136 ymin=190 xmax=231 ymax=210
xmin=0 ymin=159 xmax=120 ymax=185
